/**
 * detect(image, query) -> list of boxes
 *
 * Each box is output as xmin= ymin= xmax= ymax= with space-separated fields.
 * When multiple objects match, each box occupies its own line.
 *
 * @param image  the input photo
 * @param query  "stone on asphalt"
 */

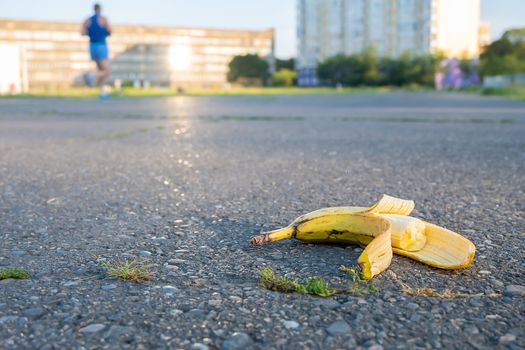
xmin=313 ymin=299 xmax=341 ymax=309
xmin=162 ymin=285 xmax=177 ymax=296
xmin=139 ymin=250 xmax=152 ymax=257
xmin=326 ymin=320 xmax=351 ymax=335
xmin=22 ymin=307 xmax=45 ymax=319
xmin=101 ymin=284 xmax=117 ymax=290
xmin=504 ymin=285 xmax=525 ymax=297
xmin=221 ymin=332 xmax=254 ymax=350
xmin=79 ymin=324 xmax=106 ymax=333
xmin=283 ymin=320 xmax=299 ymax=329
xmin=191 ymin=344 xmax=209 ymax=350
xmin=499 ymin=334 xmax=516 ymax=344
xmin=0 ymin=316 xmax=19 ymax=325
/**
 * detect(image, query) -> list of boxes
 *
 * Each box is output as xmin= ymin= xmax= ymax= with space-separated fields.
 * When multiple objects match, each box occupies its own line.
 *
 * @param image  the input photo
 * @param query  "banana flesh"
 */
xmin=393 ymin=222 xmax=476 ymax=269
xmin=380 ymin=214 xmax=427 ymax=252
xmin=250 ymin=194 xmax=476 ymax=279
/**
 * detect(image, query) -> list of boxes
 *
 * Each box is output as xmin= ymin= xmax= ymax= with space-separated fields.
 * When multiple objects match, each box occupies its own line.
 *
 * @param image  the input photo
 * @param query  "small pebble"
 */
xmin=221 ymin=332 xmax=253 ymax=350
xmin=63 ymin=281 xmax=79 ymax=287
xmin=406 ymin=303 xmax=419 ymax=310
xmin=0 ymin=316 xmax=19 ymax=325
xmin=504 ymin=285 xmax=525 ymax=297
xmin=283 ymin=320 xmax=299 ymax=329
xmin=326 ymin=320 xmax=351 ymax=335
xmin=170 ymin=309 xmax=183 ymax=316
xmin=368 ymin=345 xmax=384 ymax=350
xmin=499 ymin=333 xmax=516 ymax=343
xmin=208 ymin=299 xmax=222 ymax=306
xmin=162 ymin=286 xmax=177 ymax=296
xmin=229 ymin=296 xmax=242 ymax=303
xmin=187 ymin=309 xmax=206 ymax=318
xmin=79 ymin=323 xmax=106 ymax=333
xmin=22 ymin=307 xmax=45 ymax=319
xmin=313 ymin=299 xmax=340 ymax=309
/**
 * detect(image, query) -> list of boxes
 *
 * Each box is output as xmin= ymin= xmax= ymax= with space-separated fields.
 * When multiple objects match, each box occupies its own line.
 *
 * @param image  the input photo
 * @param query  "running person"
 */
xmin=82 ymin=3 xmax=111 ymax=98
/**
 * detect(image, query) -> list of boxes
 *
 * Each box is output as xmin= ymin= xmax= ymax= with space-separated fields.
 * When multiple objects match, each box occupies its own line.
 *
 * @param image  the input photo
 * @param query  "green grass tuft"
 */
xmin=340 ymin=265 xmax=380 ymax=295
xmin=259 ymin=266 xmax=301 ymax=293
xmin=259 ymin=267 xmax=337 ymax=297
xmin=259 ymin=266 xmax=380 ymax=297
xmin=98 ymin=258 xmax=153 ymax=282
xmin=0 ymin=267 xmax=31 ymax=280
xmin=302 ymin=277 xmax=337 ymax=297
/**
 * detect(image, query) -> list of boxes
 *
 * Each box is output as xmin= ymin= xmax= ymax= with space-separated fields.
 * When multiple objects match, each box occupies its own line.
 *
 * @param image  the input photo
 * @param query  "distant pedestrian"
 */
xmin=82 ymin=3 xmax=111 ymax=99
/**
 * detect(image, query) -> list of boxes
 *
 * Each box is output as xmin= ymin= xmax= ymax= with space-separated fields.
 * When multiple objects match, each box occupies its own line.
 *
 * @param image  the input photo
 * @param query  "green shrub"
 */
xmin=272 ymin=69 xmax=297 ymax=87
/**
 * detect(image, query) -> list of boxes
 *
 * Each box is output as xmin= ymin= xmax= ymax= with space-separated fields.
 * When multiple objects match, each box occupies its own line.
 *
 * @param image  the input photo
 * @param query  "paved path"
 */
xmin=1 ymin=92 xmax=524 ymax=349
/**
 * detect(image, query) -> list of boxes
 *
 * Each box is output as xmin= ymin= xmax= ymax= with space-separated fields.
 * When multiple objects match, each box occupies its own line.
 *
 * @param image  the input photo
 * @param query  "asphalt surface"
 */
xmin=0 ymin=92 xmax=524 ymax=350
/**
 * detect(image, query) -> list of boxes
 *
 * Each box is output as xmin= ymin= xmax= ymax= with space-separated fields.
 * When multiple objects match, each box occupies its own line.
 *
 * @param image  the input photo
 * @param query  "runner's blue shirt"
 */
xmin=88 ymin=14 xmax=109 ymax=43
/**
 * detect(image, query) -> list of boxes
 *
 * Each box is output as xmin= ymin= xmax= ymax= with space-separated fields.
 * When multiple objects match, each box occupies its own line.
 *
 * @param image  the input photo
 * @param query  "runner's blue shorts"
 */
xmin=89 ymin=42 xmax=109 ymax=61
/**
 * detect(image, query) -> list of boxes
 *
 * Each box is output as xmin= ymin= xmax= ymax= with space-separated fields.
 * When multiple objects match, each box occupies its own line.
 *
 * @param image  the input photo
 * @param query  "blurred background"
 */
xmin=0 ymin=0 xmax=523 ymax=95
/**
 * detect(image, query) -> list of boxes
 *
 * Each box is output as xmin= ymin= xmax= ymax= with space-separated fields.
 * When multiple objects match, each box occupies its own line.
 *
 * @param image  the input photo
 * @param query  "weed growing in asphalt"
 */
xmin=340 ymin=265 xmax=380 ymax=295
xmin=259 ymin=266 xmax=381 ymax=297
xmin=301 ymin=277 xmax=337 ymax=297
xmin=259 ymin=267 xmax=302 ymax=293
xmin=0 ymin=267 xmax=30 ymax=280
xmin=97 ymin=257 xmax=153 ymax=282
xmin=259 ymin=267 xmax=337 ymax=297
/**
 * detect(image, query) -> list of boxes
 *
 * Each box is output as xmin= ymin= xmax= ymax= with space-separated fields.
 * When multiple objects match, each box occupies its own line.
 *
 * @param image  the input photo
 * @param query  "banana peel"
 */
xmin=250 ymin=194 xmax=476 ymax=280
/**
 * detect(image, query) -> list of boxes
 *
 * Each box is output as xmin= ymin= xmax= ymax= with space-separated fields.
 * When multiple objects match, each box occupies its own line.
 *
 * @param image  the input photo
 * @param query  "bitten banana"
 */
xmin=250 ymin=194 xmax=476 ymax=279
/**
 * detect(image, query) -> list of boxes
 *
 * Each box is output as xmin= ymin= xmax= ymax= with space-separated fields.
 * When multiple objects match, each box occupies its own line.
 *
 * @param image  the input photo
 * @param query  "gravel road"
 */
xmin=1 ymin=92 xmax=524 ymax=349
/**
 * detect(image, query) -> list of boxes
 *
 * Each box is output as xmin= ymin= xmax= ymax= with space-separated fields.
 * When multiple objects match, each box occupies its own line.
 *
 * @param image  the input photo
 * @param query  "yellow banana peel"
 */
xmin=250 ymin=194 xmax=476 ymax=280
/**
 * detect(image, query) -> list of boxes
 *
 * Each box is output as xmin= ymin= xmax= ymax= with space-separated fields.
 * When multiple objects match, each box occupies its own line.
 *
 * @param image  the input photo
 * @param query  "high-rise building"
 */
xmin=0 ymin=19 xmax=274 ymax=91
xmin=297 ymin=0 xmax=480 ymax=85
xmin=478 ymin=22 xmax=492 ymax=52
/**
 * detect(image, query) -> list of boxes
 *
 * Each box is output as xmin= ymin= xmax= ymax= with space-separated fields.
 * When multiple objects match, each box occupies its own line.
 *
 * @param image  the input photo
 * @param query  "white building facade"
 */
xmin=297 ymin=0 xmax=480 ymax=85
xmin=0 ymin=19 xmax=274 ymax=90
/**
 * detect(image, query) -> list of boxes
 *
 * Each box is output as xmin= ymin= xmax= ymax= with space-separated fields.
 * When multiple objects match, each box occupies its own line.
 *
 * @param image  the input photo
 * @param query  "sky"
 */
xmin=0 ymin=0 xmax=523 ymax=58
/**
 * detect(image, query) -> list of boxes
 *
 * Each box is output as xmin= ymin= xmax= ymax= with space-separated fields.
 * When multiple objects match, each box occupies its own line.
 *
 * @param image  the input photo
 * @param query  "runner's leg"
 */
xmin=95 ymin=59 xmax=111 ymax=87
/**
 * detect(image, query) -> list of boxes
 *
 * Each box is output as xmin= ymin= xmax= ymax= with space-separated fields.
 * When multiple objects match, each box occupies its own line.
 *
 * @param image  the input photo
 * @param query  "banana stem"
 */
xmin=250 ymin=226 xmax=295 ymax=245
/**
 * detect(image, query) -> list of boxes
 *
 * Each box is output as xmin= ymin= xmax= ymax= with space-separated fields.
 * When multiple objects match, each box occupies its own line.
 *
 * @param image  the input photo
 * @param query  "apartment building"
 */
xmin=297 ymin=0 xmax=481 ymax=85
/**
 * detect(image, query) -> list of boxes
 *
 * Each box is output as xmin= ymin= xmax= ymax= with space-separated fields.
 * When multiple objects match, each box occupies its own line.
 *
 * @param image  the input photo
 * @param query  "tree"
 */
xmin=275 ymin=58 xmax=295 ymax=71
xmin=379 ymin=55 xmax=407 ymax=86
xmin=361 ymin=47 xmax=383 ymax=85
xmin=317 ymin=49 xmax=439 ymax=87
xmin=227 ymin=54 xmax=269 ymax=86
xmin=407 ymin=54 xmax=439 ymax=86
xmin=480 ymin=28 xmax=525 ymax=76
xmin=272 ymin=68 xmax=297 ymax=86
xmin=317 ymin=54 xmax=365 ymax=86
